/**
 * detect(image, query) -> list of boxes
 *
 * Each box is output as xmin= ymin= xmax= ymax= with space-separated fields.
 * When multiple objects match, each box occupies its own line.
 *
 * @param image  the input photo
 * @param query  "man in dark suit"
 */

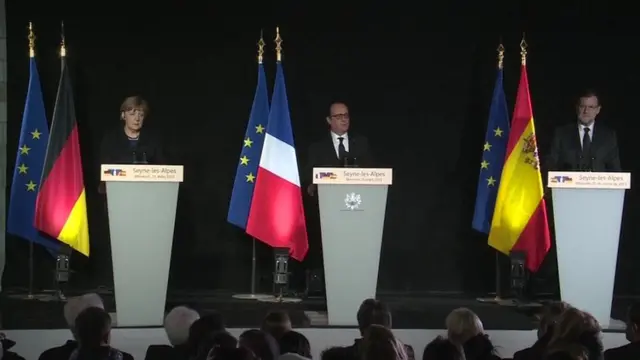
xmin=547 ymin=89 xmax=621 ymax=172
xmin=305 ymin=102 xmax=374 ymax=196
xmin=299 ymin=102 xmax=374 ymax=291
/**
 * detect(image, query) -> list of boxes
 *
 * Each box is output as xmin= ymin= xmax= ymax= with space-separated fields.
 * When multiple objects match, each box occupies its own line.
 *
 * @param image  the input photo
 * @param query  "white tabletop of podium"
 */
xmin=548 ymin=171 xmax=631 ymax=329
xmin=101 ymin=164 xmax=184 ymax=327
xmin=313 ymin=167 xmax=392 ymax=326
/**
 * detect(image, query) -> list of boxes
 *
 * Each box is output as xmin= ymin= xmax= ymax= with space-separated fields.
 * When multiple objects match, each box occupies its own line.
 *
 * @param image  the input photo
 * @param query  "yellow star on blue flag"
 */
xmin=472 ymin=66 xmax=510 ymax=234
xmin=7 ymin=57 xmax=61 ymax=252
xmin=227 ymin=60 xmax=270 ymax=230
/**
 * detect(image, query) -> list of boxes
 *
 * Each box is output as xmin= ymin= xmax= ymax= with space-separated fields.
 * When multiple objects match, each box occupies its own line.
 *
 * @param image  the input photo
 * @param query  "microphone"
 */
xmin=132 ymin=151 xmax=137 ymax=164
xmin=142 ymin=152 xmax=148 ymax=164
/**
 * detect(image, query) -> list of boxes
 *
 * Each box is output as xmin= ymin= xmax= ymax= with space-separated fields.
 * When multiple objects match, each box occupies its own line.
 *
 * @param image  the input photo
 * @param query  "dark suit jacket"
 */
xmin=38 ymin=340 xmax=134 ymax=360
xmin=604 ymin=341 xmax=640 ymax=360
xmin=304 ymin=133 xmax=374 ymax=185
xmin=100 ymin=127 xmax=167 ymax=165
xmin=144 ymin=344 xmax=189 ymax=360
xmin=546 ymin=122 xmax=621 ymax=172
xmin=344 ymin=338 xmax=414 ymax=360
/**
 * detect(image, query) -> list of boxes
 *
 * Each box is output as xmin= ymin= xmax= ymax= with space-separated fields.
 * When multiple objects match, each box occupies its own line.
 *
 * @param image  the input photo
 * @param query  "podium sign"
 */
xmin=101 ymin=164 xmax=184 ymax=326
xmin=313 ymin=168 xmax=392 ymax=325
xmin=548 ymin=171 xmax=630 ymax=328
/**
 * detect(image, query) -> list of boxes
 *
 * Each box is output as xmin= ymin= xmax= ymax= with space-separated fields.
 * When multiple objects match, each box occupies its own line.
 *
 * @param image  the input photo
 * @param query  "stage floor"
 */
xmin=0 ymin=288 xmax=633 ymax=330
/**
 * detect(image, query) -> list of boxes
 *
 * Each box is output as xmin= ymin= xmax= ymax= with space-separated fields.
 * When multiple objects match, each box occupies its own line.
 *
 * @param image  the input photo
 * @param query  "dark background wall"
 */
xmin=4 ymin=2 xmax=639 ymax=296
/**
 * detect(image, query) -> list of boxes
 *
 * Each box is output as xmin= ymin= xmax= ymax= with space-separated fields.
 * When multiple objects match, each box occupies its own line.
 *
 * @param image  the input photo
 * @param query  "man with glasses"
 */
xmin=299 ymin=102 xmax=374 ymax=293
xmin=547 ymin=89 xmax=621 ymax=172
xmin=305 ymin=101 xmax=374 ymax=196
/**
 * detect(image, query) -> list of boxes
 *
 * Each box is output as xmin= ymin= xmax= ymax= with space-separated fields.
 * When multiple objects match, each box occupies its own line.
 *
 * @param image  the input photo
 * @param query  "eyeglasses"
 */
xmin=330 ymin=113 xmax=349 ymax=120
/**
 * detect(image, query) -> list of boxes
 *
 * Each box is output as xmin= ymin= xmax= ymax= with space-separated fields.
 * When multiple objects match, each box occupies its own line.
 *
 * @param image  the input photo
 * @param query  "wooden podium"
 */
xmin=101 ymin=164 xmax=184 ymax=327
xmin=548 ymin=171 xmax=631 ymax=328
xmin=313 ymin=167 xmax=393 ymax=325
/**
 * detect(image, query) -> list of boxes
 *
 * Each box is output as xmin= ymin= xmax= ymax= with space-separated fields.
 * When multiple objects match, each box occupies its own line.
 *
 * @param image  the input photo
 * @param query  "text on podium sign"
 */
xmin=313 ymin=168 xmax=392 ymax=185
xmin=101 ymin=164 xmax=184 ymax=182
xmin=547 ymin=171 xmax=631 ymax=190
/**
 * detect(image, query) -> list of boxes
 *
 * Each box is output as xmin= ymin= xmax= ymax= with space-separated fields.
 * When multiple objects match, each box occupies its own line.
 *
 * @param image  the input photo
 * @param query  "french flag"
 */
xmin=246 ymin=61 xmax=309 ymax=261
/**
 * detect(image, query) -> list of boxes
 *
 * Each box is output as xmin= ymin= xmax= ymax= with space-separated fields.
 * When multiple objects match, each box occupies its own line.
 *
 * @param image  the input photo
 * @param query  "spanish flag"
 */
xmin=34 ymin=46 xmax=90 ymax=256
xmin=488 ymin=56 xmax=550 ymax=272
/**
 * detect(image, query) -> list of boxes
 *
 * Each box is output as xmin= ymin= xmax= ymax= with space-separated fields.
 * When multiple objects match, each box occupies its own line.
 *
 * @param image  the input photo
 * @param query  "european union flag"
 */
xmin=472 ymin=67 xmax=510 ymax=234
xmin=7 ymin=58 xmax=61 ymax=251
xmin=227 ymin=61 xmax=270 ymax=229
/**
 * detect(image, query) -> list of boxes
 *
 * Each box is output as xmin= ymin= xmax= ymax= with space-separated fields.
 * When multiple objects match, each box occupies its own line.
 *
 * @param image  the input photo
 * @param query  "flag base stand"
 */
xmin=232 ymin=293 xmax=276 ymax=300
xmin=258 ymin=296 xmax=302 ymax=303
xmin=6 ymin=289 xmax=66 ymax=302
xmin=476 ymin=294 xmax=502 ymax=303
xmin=232 ymin=237 xmax=275 ymax=301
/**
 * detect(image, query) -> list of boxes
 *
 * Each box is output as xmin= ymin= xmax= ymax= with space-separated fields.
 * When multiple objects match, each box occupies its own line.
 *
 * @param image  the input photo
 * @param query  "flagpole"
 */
xmin=232 ymin=32 xmax=274 ymax=301
xmin=477 ymin=43 xmax=506 ymax=304
xmin=26 ymin=22 xmax=35 ymax=299
xmin=257 ymin=27 xmax=302 ymax=304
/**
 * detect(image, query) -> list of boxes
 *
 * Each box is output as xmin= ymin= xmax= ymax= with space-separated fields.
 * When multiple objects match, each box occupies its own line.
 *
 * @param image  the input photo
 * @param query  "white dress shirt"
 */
xmin=330 ymin=132 xmax=349 ymax=158
xmin=578 ymin=123 xmax=594 ymax=149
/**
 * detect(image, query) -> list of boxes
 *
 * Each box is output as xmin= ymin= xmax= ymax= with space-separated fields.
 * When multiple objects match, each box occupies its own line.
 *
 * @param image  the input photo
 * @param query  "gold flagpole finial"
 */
xmin=520 ymin=33 xmax=527 ymax=66
xmin=275 ymin=27 xmax=282 ymax=62
xmin=497 ymin=43 xmax=505 ymax=69
xmin=258 ymin=29 xmax=266 ymax=64
xmin=28 ymin=22 xmax=35 ymax=58
xmin=60 ymin=21 xmax=66 ymax=57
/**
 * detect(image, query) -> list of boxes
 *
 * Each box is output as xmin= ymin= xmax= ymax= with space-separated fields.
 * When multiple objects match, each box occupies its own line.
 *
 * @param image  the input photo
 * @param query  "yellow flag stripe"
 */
xmin=488 ymin=119 xmax=544 ymax=253
xmin=58 ymin=189 xmax=90 ymax=256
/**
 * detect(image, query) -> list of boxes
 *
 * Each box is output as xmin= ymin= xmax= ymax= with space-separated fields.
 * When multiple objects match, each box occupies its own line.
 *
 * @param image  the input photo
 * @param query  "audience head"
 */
xmin=361 ymin=324 xmax=407 ymax=360
xmin=538 ymin=301 xmax=571 ymax=339
xmin=187 ymin=311 xmax=226 ymax=357
xmin=74 ymin=307 xmax=112 ymax=348
xmin=64 ymin=293 xmax=105 ymax=338
xmin=422 ymin=336 xmax=464 ymax=360
xmin=261 ymin=310 xmax=292 ymax=340
xmin=192 ymin=331 xmax=237 ymax=360
xmin=445 ymin=308 xmax=483 ymax=346
xmin=164 ymin=305 xmax=200 ymax=346
xmin=357 ymin=299 xmax=392 ymax=335
xmin=547 ymin=308 xmax=602 ymax=359
xmin=626 ymin=302 xmax=640 ymax=342
xmin=239 ymin=329 xmax=280 ymax=360
xmin=279 ymin=330 xmax=311 ymax=358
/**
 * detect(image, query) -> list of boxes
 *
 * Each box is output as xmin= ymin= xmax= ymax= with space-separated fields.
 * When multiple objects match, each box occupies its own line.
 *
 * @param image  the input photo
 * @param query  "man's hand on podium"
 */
xmin=307 ymin=184 xmax=316 ymax=197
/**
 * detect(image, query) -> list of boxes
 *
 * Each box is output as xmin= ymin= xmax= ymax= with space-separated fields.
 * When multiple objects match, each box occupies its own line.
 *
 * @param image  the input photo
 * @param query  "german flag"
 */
xmin=34 ymin=47 xmax=90 ymax=256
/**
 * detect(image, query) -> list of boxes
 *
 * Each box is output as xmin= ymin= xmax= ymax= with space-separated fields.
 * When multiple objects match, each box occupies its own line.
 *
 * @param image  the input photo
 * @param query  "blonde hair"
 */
xmin=547 ymin=307 xmax=601 ymax=359
xmin=120 ymin=96 xmax=149 ymax=115
xmin=548 ymin=307 xmax=601 ymax=345
xmin=446 ymin=308 xmax=484 ymax=345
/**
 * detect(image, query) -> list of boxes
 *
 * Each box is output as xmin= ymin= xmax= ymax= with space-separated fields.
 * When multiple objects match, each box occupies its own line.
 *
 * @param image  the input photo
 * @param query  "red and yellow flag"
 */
xmin=34 ymin=48 xmax=90 ymax=256
xmin=488 ymin=54 xmax=550 ymax=272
